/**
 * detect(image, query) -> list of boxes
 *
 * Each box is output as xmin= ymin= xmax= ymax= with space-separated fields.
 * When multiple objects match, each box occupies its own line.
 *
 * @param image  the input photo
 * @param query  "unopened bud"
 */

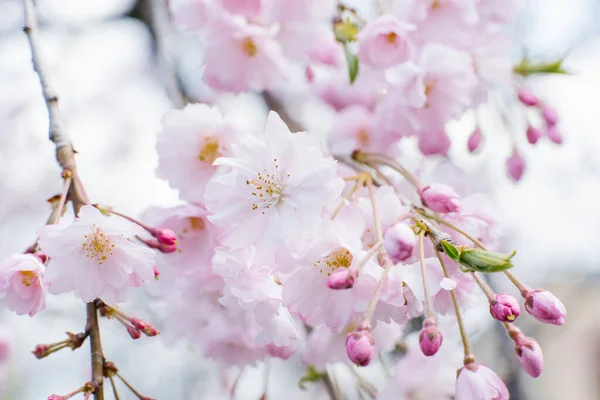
xmin=384 ymin=223 xmax=416 ymax=263
xmin=541 ymin=104 xmax=558 ymax=126
xmin=305 ymin=65 xmax=315 ymax=82
xmin=467 ymin=128 xmax=483 ymax=153
xmin=490 ymin=294 xmax=520 ymax=322
xmin=143 ymin=239 xmax=177 ymax=253
xmin=420 ymin=184 xmax=460 ymax=213
xmin=327 ymin=268 xmax=359 ymax=290
xmin=526 ymin=126 xmax=542 ymax=144
xmin=506 ymin=150 xmax=525 ymax=182
xmin=345 ymin=323 xmax=375 ymax=366
xmin=546 ymin=126 xmax=563 ymax=144
xmin=131 ymin=318 xmax=159 ymax=336
xmin=153 ymin=228 xmax=177 ymax=246
xmin=34 ymin=251 xmax=48 ymax=264
xmin=47 ymin=395 xmax=64 ymax=400
xmin=419 ymin=319 xmax=443 ymax=356
xmin=266 ymin=343 xmax=294 ymax=360
xmin=126 ymin=325 xmax=142 ymax=340
xmin=514 ymin=335 xmax=543 ymax=377
xmin=524 ymin=289 xmax=566 ymax=325
xmin=153 ymin=266 xmax=160 ymax=280
xmin=33 ymin=344 xmax=51 ymax=359
xmin=518 ymin=90 xmax=538 ymax=106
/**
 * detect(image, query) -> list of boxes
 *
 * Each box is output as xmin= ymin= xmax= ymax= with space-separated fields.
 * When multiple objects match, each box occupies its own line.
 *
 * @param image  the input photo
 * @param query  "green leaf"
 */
xmin=343 ymin=43 xmax=359 ymax=84
xmin=513 ymin=58 xmax=568 ymax=77
xmin=298 ymin=365 xmax=327 ymax=389
xmin=440 ymin=240 xmax=460 ymax=261
xmin=458 ymin=249 xmax=516 ymax=273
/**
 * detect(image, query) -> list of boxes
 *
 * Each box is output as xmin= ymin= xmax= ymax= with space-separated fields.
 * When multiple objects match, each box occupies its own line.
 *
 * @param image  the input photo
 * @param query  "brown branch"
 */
xmin=21 ymin=0 xmax=105 ymax=398
xmin=147 ymin=0 xmax=187 ymax=108
xmin=262 ymin=92 xmax=304 ymax=132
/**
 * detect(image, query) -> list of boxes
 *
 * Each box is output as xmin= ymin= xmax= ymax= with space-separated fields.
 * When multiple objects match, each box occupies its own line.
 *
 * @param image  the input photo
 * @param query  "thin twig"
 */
xmin=22 ymin=1 xmax=104 ymax=397
xmin=108 ymin=375 xmax=121 ymax=400
xmin=115 ymin=372 xmax=147 ymax=400
xmin=147 ymin=0 xmax=187 ymax=108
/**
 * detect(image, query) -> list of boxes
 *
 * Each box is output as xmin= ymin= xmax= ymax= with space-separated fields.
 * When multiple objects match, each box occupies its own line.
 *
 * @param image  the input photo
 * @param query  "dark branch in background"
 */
xmin=262 ymin=91 xmax=304 ymax=132
xmin=21 ymin=1 xmax=105 ymax=398
xmin=130 ymin=0 xmax=188 ymax=107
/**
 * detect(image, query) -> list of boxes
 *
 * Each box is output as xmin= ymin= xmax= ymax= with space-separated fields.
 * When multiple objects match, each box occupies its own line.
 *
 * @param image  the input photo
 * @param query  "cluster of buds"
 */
xmin=97 ymin=300 xmax=159 ymax=339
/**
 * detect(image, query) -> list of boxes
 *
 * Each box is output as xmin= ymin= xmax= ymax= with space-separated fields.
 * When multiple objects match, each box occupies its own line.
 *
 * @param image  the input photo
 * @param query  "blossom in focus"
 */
xmin=205 ymin=111 xmax=343 ymax=256
xmin=156 ymin=104 xmax=240 ymax=203
xmin=38 ymin=206 xmax=156 ymax=304
xmin=384 ymin=223 xmax=416 ymax=263
xmin=0 ymin=254 xmax=46 ymax=316
xmin=357 ymin=15 xmax=414 ymax=69
xmin=455 ymin=363 xmax=509 ymax=400
xmin=345 ymin=324 xmax=375 ymax=366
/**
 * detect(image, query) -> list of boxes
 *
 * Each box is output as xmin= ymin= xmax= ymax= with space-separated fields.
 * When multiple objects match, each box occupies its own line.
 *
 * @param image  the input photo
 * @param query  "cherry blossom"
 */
xmin=37 ymin=206 xmax=155 ymax=304
xmin=0 ymin=254 xmax=46 ymax=316
xmin=156 ymin=104 xmax=241 ymax=203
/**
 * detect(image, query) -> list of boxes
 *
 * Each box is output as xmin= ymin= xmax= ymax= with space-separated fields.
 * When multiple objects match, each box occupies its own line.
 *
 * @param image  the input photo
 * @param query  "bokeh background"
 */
xmin=1 ymin=0 xmax=600 ymax=398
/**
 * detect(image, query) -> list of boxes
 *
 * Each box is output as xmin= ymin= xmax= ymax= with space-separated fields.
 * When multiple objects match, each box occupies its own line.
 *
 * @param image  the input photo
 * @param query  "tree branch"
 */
xmin=21 ymin=1 xmax=105 ymax=398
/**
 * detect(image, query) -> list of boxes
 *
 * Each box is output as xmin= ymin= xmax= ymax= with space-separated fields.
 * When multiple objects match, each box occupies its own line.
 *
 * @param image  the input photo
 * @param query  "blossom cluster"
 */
xmin=2 ymin=0 xmax=570 ymax=399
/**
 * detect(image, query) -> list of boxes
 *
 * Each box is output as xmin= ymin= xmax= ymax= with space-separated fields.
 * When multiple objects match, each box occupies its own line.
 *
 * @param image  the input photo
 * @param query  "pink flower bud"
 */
xmin=47 ymin=395 xmax=64 ymax=400
xmin=455 ymin=363 xmax=509 ymax=400
xmin=526 ymin=125 xmax=542 ymax=144
xmin=33 ymin=344 xmax=50 ymax=359
xmin=143 ymin=239 xmax=177 ymax=253
xmin=517 ymin=89 xmax=538 ymax=106
xmin=305 ymin=65 xmax=315 ymax=82
xmin=546 ymin=126 xmax=563 ymax=144
xmin=420 ymin=184 xmax=460 ymax=213
xmin=514 ymin=335 xmax=543 ymax=377
xmin=506 ymin=150 xmax=525 ymax=182
xmin=33 ymin=251 xmax=48 ymax=264
xmin=384 ymin=223 xmax=416 ymax=263
xmin=345 ymin=324 xmax=375 ymax=366
xmin=327 ymin=268 xmax=359 ymax=290
xmin=541 ymin=104 xmax=558 ymax=126
xmin=467 ymin=128 xmax=483 ymax=153
xmin=153 ymin=266 xmax=160 ymax=280
xmin=153 ymin=228 xmax=177 ymax=245
xmin=419 ymin=320 xmax=443 ymax=356
xmin=131 ymin=318 xmax=159 ymax=336
xmin=0 ymin=340 xmax=10 ymax=363
xmin=489 ymin=294 xmax=520 ymax=322
xmin=524 ymin=289 xmax=566 ymax=325
xmin=126 ymin=325 xmax=142 ymax=340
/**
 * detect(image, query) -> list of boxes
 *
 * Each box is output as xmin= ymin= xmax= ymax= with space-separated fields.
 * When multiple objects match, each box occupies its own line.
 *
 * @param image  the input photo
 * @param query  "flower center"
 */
xmin=241 ymin=37 xmax=257 ymax=57
xmin=313 ymin=247 xmax=354 ymax=275
xmin=385 ymin=32 xmax=397 ymax=44
xmin=187 ymin=217 xmax=205 ymax=231
xmin=20 ymin=270 xmax=39 ymax=287
xmin=82 ymin=227 xmax=114 ymax=265
xmin=247 ymin=158 xmax=288 ymax=213
xmin=357 ymin=128 xmax=370 ymax=148
xmin=431 ymin=1 xmax=443 ymax=10
xmin=198 ymin=136 xmax=221 ymax=164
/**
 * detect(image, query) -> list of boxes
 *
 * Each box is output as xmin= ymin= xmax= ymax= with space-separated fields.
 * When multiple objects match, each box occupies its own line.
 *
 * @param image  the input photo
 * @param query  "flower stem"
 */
xmin=115 ymin=372 xmax=147 ymax=400
xmin=433 ymin=248 xmax=473 ymax=360
xmin=418 ymin=231 xmax=435 ymax=319
xmin=108 ymin=375 xmax=121 ymax=400
xmin=470 ymin=272 xmax=496 ymax=302
xmin=52 ymin=176 xmax=72 ymax=225
xmin=354 ymin=151 xmax=422 ymax=192
xmin=330 ymin=179 xmax=360 ymax=220
xmin=355 ymin=240 xmax=383 ymax=270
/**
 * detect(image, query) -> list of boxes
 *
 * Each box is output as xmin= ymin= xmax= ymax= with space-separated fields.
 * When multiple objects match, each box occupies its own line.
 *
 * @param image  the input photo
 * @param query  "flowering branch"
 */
xmin=21 ymin=0 xmax=105 ymax=397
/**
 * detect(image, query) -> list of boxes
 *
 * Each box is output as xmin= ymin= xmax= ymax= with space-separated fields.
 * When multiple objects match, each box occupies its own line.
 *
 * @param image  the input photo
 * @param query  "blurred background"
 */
xmin=1 ymin=0 xmax=600 ymax=398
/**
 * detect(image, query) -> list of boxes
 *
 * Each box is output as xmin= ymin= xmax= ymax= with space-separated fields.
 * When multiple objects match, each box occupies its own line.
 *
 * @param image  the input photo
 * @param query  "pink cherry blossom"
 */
xmin=455 ymin=363 xmax=509 ymax=400
xmin=205 ymin=111 xmax=343 ymax=257
xmin=219 ymin=0 xmax=263 ymax=17
xmin=328 ymin=105 xmax=384 ymax=155
xmin=357 ymin=15 xmax=414 ymax=69
xmin=384 ymin=223 xmax=416 ymax=263
xmin=524 ymin=289 xmax=566 ymax=325
xmin=37 ymin=206 xmax=155 ymax=304
xmin=526 ymin=125 xmax=543 ymax=144
xmin=514 ymin=335 xmax=543 ymax=378
xmin=156 ymin=103 xmax=240 ymax=203
xmin=419 ymin=319 xmax=443 ymax=356
xmin=0 ymin=254 xmax=46 ymax=316
xmin=345 ymin=324 xmax=375 ymax=366
xmin=490 ymin=294 xmax=520 ymax=322
xmin=421 ymin=184 xmax=461 ymax=213
xmin=203 ymin=13 xmax=287 ymax=93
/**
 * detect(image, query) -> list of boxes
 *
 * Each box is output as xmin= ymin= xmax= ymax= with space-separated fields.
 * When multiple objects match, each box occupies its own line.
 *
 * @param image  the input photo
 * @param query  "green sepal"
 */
xmin=298 ymin=365 xmax=327 ymax=389
xmin=458 ymin=248 xmax=516 ymax=273
xmin=440 ymin=240 xmax=460 ymax=261
xmin=343 ymin=43 xmax=359 ymax=84
xmin=513 ymin=58 xmax=568 ymax=77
